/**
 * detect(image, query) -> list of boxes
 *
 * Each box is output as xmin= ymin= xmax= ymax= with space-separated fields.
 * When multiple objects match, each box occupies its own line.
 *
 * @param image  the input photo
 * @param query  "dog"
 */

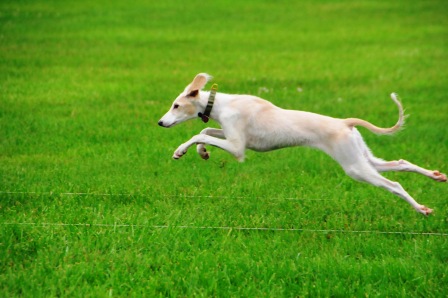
xmin=158 ymin=73 xmax=446 ymax=215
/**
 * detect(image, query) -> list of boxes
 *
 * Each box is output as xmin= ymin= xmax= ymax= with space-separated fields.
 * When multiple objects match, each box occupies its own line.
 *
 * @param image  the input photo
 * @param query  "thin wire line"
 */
xmin=2 ymin=191 xmax=446 ymax=236
xmin=0 ymin=191 xmax=332 ymax=201
xmin=2 ymin=222 xmax=447 ymax=236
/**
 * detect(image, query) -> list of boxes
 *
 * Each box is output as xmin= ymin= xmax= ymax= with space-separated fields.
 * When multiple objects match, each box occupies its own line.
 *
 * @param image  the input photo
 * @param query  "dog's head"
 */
xmin=158 ymin=73 xmax=212 ymax=128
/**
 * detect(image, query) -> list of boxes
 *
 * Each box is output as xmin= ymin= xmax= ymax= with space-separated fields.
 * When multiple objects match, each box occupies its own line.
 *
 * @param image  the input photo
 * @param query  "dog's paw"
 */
xmin=417 ymin=205 xmax=433 ymax=216
xmin=173 ymin=148 xmax=187 ymax=160
xmin=196 ymin=145 xmax=210 ymax=160
xmin=432 ymin=171 xmax=447 ymax=182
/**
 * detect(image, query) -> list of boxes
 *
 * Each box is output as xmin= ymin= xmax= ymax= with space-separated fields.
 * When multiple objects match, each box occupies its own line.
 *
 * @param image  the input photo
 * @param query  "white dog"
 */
xmin=158 ymin=73 xmax=446 ymax=215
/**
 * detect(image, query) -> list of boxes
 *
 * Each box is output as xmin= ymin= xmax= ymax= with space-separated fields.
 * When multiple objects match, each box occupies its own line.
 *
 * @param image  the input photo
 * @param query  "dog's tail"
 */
xmin=343 ymin=93 xmax=405 ymax=135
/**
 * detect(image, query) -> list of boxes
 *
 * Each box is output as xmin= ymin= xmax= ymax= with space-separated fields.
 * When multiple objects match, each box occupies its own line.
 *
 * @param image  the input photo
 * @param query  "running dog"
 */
xmin=158 ymin=73 xmax=446 ymax=215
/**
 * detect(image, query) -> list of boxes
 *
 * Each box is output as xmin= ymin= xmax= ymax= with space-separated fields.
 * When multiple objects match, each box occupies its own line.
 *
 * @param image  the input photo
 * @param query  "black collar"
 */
xmin=198 ymin=83 xmax=218 ymax=123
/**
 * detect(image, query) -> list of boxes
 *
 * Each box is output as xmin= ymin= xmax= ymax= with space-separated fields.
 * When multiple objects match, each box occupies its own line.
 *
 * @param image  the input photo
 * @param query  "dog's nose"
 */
xmin=158 ymin=120 xmax=164 ymax=127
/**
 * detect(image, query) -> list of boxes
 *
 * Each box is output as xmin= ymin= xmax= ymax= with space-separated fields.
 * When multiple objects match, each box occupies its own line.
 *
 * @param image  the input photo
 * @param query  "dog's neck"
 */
xmin=197 ymin=85 xmax=218 ymax=123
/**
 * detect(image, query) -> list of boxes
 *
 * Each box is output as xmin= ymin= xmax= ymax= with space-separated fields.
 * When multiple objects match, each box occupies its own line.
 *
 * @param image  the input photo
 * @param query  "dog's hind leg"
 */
xmin=330 ymin=131 xmax=433 ymax=215
xmin=367 ymin=157 xmax=446 ymax=182
xmin=341 ymin=159 xmax=433 ymax=215
xmin=350 ymin=164 xmax=433 ymax=215
xmin=353 ymin=129 xmax=447 ymax=182
xmin=196 ymin=128 xmax=226 ymax=160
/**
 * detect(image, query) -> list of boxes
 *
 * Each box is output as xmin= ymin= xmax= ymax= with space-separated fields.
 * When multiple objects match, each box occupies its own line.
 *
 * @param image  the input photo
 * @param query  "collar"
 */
xmin=198 ymin=83 xmax=218 ymax=123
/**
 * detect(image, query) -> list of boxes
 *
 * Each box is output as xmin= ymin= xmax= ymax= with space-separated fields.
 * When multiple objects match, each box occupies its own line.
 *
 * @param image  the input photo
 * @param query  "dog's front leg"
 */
xmin=195 ymin=128 xmax=226 ymax=160
xmin=173 ymin=134 xmax=244 ymax=161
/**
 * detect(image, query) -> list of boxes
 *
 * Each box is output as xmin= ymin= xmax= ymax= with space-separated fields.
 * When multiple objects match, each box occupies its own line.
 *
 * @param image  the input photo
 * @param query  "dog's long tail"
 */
xmin=343 ymin=93 xmax=405 ymax=135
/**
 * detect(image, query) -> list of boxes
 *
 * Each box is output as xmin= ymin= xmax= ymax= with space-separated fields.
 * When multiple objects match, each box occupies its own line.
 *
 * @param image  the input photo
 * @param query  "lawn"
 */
xmin=1 ymin=0 xmax=448 ymax=296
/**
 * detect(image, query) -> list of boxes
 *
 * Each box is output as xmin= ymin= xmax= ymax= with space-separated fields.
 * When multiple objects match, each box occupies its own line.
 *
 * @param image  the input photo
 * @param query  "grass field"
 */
xmin=1 ymin=0 xmax=448 ymax=296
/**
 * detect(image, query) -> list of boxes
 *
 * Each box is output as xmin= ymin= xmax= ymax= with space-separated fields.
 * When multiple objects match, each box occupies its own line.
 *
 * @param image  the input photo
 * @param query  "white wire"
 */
xmin=2 ymin=222 xmax=447 ymax=236
xmin=2 ymin=191 xmax=446 ymax=236
xmin=0 ymin=191 xmax=332 ymax=201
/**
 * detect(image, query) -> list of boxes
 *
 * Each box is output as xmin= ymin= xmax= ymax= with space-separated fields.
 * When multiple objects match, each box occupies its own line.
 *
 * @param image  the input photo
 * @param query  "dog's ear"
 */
xmin=187 ymin=73 xmax=212 ymax=96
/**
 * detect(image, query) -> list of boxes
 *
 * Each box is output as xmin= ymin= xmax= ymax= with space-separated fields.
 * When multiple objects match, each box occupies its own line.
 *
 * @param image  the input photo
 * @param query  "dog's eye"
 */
xmin=173 ymin=104 xmax=179 ymax=109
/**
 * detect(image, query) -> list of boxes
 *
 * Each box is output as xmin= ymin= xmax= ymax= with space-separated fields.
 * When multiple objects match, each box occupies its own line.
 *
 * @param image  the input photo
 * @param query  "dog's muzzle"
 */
xmin=158 ymin=120 xmax=176 ymax=128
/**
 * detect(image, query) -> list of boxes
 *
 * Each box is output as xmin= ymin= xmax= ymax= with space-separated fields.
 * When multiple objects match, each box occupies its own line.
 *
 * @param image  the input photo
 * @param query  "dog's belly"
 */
xmin=245 ymin=131 xmax=311 ymax=152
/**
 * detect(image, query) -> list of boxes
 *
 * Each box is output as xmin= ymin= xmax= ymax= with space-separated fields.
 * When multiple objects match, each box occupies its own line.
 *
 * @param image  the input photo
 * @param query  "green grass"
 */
xmin=1 ymin=0 xmax=448 ymax=296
